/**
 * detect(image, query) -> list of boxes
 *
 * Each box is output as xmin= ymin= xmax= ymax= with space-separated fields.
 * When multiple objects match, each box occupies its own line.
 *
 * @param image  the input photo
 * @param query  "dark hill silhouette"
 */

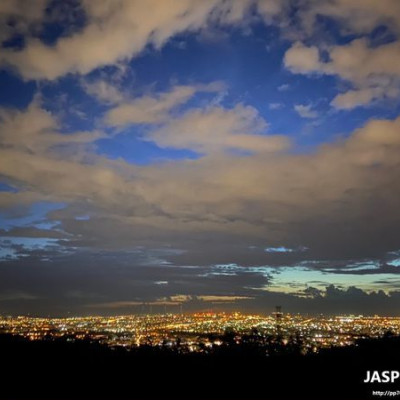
xmin=1 ymin=333 xmax=400 ymax=400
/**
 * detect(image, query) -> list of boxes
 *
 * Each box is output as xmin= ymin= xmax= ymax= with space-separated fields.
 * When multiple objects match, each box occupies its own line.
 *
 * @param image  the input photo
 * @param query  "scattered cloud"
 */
xmin=294 ymin=104 xmax=318 ymax=118
xmin=146 ymin=103 xmax=290 ymax=154
xmin=277 ymin=84 xmax=290 ymax=91
xmin=285 ymin=39 xmax=400 ymax=109
xmin=82 ymin=79 xmax=126 ymax=105
xmin=284 ymin=42 xmax=321 ymax=74
xmin=0 ymin=0 xmax=285 ymax=81
xmin=269 ymin=102 xmax=284 ymax=110
xmin=106 ymin=85 xmax=197 ymax=126
xmin=0 ymin=97 xmax=104 ymax=155
xmin=265 ymin=246 xmax=307 ymax=253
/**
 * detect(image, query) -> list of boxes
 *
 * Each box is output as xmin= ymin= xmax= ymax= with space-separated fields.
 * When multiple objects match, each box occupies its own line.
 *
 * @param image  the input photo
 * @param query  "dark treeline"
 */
xmin=1 ymin=333 xmax=400 ymax=400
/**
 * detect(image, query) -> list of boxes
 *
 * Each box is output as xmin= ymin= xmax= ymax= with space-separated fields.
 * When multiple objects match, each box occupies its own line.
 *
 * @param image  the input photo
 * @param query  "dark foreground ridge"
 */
xmin=1 ymin=333 xmax=400 ymax=400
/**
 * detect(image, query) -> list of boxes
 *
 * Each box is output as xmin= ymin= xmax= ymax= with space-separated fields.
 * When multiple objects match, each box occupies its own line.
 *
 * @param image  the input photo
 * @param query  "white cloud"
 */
xmin=294 ymin=104 xmax=317 ymax=119
xmin=284 ymin=41 xmax=321 ymax=74
xmin=277 ymin=84 xmax=290 ymax=91
xmin=106 ymin=85 xmax=197 ymax=126
xmin=298 ymin=0 xmax=400 ymax=36
xmin=280 ymin=0 xmax=400 ymax=109
xmin=146 ymin=104 xmax=290 ymax=154
xmin=285 ymin=38 xmax=400 ymax=109
xmin=331 ymin=87 xmax=389 ymax=110
xmin=0 ymin=0 xmax=47 ymax=43
xmin=269 ymin=103 xmax=284 ymax=110
xmin=82 ymin=79 xmax=126 ymax=105
xmin=0 ymin=98 xmax=103 ymax=153
xmin=0 ymin=0 xmax=287 ymax=81
xmin=0 ymin=0 xmax=216 ymax=80
xmin=105 ymin=81 xmax=226 ymax=127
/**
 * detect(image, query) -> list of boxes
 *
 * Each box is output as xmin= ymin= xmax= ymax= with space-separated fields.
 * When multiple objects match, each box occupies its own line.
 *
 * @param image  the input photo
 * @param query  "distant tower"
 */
xmin=273 ymin=305 xmax=283 ymax=335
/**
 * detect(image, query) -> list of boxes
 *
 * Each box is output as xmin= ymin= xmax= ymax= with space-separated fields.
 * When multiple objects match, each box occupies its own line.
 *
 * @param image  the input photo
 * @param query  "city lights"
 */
xmin=1 ymin=312 xmax=398 ymax=353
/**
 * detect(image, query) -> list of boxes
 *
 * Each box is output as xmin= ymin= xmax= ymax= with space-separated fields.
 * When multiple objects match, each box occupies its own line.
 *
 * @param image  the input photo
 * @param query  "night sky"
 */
xmin=1 ymin=0 xmax=400 ymax=316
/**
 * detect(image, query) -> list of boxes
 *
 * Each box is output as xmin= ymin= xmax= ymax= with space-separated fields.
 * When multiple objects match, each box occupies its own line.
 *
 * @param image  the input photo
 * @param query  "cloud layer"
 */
xmin=1 ymin=0 xmax=400 ymax=314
